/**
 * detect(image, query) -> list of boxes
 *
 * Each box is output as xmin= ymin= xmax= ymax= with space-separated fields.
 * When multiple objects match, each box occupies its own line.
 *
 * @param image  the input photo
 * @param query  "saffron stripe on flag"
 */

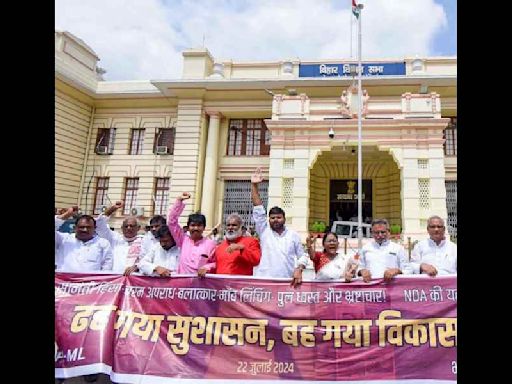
xmin=352 ymin=0 xmax=360 ymax=18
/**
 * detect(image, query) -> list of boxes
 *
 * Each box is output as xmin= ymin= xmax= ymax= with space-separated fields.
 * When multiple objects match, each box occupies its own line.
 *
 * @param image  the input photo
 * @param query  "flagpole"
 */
xmin=350 ymin=0 xmax=353 ymax=58
xmin=356 ymin=3 xmax=364 ymax=251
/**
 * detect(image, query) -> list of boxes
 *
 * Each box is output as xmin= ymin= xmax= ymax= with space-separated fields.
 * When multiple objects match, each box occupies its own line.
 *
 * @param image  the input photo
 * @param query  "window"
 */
xmin=417 ymin=159 xmax=428 ymax=169
xmin=153 ymin=178 xmax=170 ymax=215
xmin=227 ymin=119 xmax=270 ymax=156
xmin=223 ymin=180 xmax=268 ymax=228
xmin=443 ymin=117 xmax=457 ymax=156
xmin=95 ymin=128 xmax=116 ymax=154
xmin=282 ymin=178 xmax=294 ymax=209
xmin=154 ymin=128 xmax=175 ymax=154
xmin=129 ymin=129 xmax=145 ymax=155
xmin=418 ymin=178 xmax=430 ymax=210
xmin=93 ymin=178 xmax=109 ymax=214
xmin=123 ymin=178 xmax=139 ymax=215
xmin=445 ymin=180 xmax=457 ymax=240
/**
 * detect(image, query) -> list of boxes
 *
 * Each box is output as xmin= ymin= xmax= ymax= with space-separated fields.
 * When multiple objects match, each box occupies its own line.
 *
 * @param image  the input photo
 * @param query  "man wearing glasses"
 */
xmin=96 ymin=201 xmax=145 ymax=275
xmin=357 ymin=218 xmax=411 ymax=282
xmin=410 ymin=215 xmax=457 ymax=276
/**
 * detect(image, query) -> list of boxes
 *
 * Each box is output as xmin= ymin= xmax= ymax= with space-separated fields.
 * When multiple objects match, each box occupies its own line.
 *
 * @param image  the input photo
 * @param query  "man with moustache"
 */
xmin=250 ymin=167 xmax=309 ymax=278
xmin=167 ymin=192 xmax=217 ymax=274
xmin=95 ymin=201 xmax=145 ymax=275
xmin=410 ymin=215 xmax=457 ymax=276
xmin=139 ymin=225 xmax=180 ymax=277
xmin=356 ymin=218 xmax=412 ymax=283
xmin=55 ymin=206 xmax=113 ymax=272
xmin=198 ymin=213 xmax=261 ymax=276
xmin=141 ymin=215 xmax=167 ymax=255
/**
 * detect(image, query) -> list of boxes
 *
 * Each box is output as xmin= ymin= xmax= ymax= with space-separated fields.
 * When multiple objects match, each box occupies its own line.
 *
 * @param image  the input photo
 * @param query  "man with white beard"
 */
xmin=198 ymin=213 xmax=261 ymax=276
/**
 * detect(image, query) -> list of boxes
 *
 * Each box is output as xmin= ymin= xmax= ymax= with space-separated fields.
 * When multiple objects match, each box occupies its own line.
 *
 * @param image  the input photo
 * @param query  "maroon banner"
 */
xmin=55 ymin=273 xmax=457 ymax=383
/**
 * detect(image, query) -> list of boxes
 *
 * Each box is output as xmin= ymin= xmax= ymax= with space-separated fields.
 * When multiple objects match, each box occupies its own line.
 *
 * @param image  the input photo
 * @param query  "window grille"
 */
xmin=445 ymin=180 xmax=457 ymax=239
xmin=418 ymin=159 xmax=428 ymax=169
xmin=246 ymin=119 xmax=262 ymax=156
xmin=418 ymin=178 xmax=430 ymax=209
xmin=223 ymin=180 xmax=268 ymax=228
xmin=129 ymin=129 xmax=145 ymax=155
xmin=443 ymin=117 xmax=457 ymax=156
xmin=95 ymin=128 xmax=116 ymax=154
xmin=227 ymin=119 xmax=270 ymax=156
xmin=93 ymin=177 xmax=109 ymax=214
xmin=123 ymin=178 xmax=139 ymax=215
xmin=154 ymin=128 xmax=175 ymax=154
xmin=153 ymin=178 xmax=170 ymax=215
xmin=282 ymin=178 xmax=294 ymax=208
xmin=283 ymin=159 xmax=294 ymax=169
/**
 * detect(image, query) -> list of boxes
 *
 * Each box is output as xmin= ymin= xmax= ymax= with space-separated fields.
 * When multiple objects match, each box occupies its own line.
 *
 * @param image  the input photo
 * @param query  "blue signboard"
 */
xmin=299 ymin=62 xmax=406 ymax=77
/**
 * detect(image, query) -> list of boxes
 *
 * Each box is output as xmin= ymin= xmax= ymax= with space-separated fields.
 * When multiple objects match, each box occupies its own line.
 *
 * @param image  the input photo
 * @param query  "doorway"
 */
xmin=329 ymin=179 xmax=372 ymax=228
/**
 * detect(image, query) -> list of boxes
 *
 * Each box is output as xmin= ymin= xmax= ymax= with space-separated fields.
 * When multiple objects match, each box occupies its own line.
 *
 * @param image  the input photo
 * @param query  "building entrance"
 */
xmin=329 ymin=179 xmax=372 ymax=228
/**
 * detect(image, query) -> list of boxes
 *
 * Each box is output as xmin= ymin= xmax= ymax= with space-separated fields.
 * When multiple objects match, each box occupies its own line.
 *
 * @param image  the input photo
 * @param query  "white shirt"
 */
xmin=95 ymin=214 xmax=144 ymax=273
xmin=55 ymin=215 xmax=64 ymax=231
xmin=139 ymin=242 xmax=181 ymax=276
xmin=315 ymin=253 xmax=350 ymax=281
xmin=55 ymin=216 xmax=65 ymax=264
xmin=411 ymin=238 xmax=457 ymax=275
xmin=252 ymin=205 xmax=309 ymax=278
xmin=358 ymin=239 xmax=412 ymax=278
xmin=55 ymin=231 xmax=113 ymax=272
xmin=141 ymin=232 xmax=159 ymax=256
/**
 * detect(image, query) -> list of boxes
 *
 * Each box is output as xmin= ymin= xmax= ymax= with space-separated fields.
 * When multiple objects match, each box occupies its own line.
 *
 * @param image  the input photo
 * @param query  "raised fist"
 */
xmin=251 ymin=167 xmax=264 ymax=184
xmin=178 ymin=192 xmax=191 ymax=201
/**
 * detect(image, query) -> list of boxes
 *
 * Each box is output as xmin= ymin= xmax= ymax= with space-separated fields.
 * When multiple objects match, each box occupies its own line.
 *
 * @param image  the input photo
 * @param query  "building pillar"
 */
xmin=200 ymin=112 xmax=221 ymax=227
xmin=267 ymin=145 xmax=319 ymax=241
xmin=393 ymin=146 xmax=448 ymax=242
xmin=168 ymin=99 xmax=205 ymax=226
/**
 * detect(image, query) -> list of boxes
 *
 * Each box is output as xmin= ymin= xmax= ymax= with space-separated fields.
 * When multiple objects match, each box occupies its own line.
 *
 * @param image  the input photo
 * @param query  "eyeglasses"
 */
xmin=122 ymin=224 xmax=138 ymax=228
xmin=428 ymin=225 xmax=445 ymax=229
xmin=372 ymin=230 xmax=388 ymax=235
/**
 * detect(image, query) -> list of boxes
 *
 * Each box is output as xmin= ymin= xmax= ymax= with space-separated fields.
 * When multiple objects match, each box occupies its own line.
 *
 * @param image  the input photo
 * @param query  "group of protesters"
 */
xmin=55 ymin=168 xmax=457 ymax=285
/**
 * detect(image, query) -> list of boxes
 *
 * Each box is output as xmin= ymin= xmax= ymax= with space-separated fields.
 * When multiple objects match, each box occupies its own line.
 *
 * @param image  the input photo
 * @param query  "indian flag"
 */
xmin=352 ymin=0 xmax=360 ymax=18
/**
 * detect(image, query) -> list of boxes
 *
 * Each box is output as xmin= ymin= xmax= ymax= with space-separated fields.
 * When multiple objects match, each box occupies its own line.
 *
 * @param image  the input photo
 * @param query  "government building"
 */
xmin=55 ymin=31 xmax=457 ymax=242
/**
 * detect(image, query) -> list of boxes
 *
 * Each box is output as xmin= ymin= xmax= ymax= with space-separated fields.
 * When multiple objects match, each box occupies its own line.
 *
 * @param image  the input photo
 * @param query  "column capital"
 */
xmin=204 ymin=110 xmax=223 ymax=118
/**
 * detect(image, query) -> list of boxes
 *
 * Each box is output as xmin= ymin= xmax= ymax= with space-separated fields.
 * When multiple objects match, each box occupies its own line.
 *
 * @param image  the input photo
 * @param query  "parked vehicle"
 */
xmin=330 ymin=221 xmax=372 ymax=256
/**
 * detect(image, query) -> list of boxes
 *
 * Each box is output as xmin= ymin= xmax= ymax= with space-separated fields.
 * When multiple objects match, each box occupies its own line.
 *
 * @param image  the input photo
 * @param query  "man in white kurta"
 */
xmin=358 ymin=219 xmax=412 ymax=282
xmin=55 ymin=211 xmax=113 ymax=272
xmin=411 ymin=216 xmax=457 ymax=276
xmin=95 ymin=201 xmax=144 ymax=274
xmin=139 ymin=225 xmax=180 ymax=276
xmin=141 ymin=215 xmax=167 ymax=256
xmin=251 ymin=168 xmax=309 ymax=278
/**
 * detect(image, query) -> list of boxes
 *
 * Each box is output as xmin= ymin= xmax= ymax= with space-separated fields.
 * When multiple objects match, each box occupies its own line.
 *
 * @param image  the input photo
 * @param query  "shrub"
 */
xmin=390 ymin=224 xmax=401 ymax=234
xmin=310 ymin=221 xmax=327 ymax=233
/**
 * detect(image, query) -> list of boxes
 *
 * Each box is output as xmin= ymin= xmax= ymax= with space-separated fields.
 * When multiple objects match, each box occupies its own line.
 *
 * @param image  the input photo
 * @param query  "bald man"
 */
xmin=411 ymin=215 xmax=457 ymax=276
xmin=95 ymin=201 xmax=145 ymax=275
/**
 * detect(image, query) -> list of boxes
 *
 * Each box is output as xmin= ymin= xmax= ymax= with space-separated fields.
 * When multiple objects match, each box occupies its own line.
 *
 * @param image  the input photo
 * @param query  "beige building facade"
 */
xmin=55 ymin=31 xmax=457 ymax=242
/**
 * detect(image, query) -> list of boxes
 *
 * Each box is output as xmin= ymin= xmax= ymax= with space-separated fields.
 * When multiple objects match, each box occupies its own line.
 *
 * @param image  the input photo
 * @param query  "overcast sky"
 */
xmin=55 ymin=0 xmax=457 ymax=81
